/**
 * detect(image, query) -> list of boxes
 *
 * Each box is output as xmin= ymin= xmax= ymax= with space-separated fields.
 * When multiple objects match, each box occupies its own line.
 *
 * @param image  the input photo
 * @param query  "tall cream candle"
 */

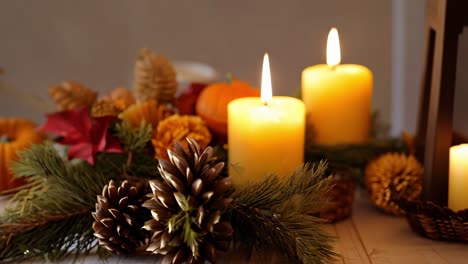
xmin=228 ymin=54 xmax=305 ymax=186
xmin=302 ymin=28 xmax=373 ymax=145
xmin=448 ymin=144 xmax=468 ymax=211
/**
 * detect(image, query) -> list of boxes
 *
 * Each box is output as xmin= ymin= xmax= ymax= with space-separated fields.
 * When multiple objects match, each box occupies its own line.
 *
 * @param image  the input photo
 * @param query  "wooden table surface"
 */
xmin=328 ymin=190 xmax=468 ymax=264
xmin=1 ymin=190 xmax=467 ymax=264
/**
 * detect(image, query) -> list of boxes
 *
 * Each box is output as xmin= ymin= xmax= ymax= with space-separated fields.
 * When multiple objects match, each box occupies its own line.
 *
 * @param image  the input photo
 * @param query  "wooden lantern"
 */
xmin=416 ymin=0 xmax=468 ymax=205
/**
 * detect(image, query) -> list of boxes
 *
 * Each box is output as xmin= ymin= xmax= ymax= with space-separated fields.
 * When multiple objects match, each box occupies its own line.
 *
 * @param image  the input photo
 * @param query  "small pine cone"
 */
xmin=91 ymin=99 xmax=120 ymax=117
xmin=365 ymin=152 xmax=423 ymax=215
xmin=133 ymin=48 xmax=177 ymax=104
xmin=49 ymin=81 xmax=97 ymax=110
xmin=103 ymin=87 xmax=136 ymax=111
xmin=152 ymin=115 xmax=211 ymax=161
xmin=118 ymin=99 xmax=175 ymax=130
xmin=143 ymin=138 xmax=233 ymax=264
xmin=92 ymin=180 xmax=149 ymax=255
xmin=318 ymin=169 xmax=355 ymax=222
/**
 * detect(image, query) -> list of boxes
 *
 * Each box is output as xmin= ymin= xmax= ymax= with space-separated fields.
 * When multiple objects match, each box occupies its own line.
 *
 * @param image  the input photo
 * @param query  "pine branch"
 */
xmin=306 ymin=138 xmax=407 ymax=168
xmin=228 ymin=161 xmax=337 ymax=264
xmin=115 ymin=120 xmax=153 ymax=152
xmin=305 ymin=110 xmax=408 ymax=187
xmin=0 ymin=143 xmax=133 ymax=262
xmin=13 ymin=142 xmax=67 ymax=180
xmin=0 ymin=208 xmax=88 ymax=239
xmin=0 ymin=213 xmax=96 ymax=262
xmin=113 ymin=120 xmax=159 ymax=178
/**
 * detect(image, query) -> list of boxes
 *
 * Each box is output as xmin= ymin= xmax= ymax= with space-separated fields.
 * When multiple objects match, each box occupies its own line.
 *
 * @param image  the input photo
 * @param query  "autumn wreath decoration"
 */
xmin=0 ymin=48 xmax=338 ymax=264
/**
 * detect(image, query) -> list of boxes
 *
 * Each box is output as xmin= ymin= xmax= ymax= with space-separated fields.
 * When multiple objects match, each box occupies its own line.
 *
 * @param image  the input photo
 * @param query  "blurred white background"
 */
xmin=0 ymin=0 xmax=466 ymax=134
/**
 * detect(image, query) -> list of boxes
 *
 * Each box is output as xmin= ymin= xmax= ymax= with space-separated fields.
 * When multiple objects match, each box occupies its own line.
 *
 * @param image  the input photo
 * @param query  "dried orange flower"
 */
xmin=103 ymin=87 xmax=136 ymax=111
xmin=152 ymin=115 xmax=211 ymax=160
xmin=118 ymin=100 xmax=174 ymax=131
xmin=91 ymin=100 xmax=120 ymax=117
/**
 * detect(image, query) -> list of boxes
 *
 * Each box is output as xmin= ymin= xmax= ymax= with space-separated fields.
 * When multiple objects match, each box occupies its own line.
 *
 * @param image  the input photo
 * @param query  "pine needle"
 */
xmin=0 ymin=117 xmax=157 ymax=262
xmin=228 ymin=161 xmax=337 ymax=264
xmin=115 ymin=121 xmax=153 ymax=152
xmin=0 ymin=135 xmax=157 ymax=262
xmin=0 ymin=212 xmax=96 ymax=262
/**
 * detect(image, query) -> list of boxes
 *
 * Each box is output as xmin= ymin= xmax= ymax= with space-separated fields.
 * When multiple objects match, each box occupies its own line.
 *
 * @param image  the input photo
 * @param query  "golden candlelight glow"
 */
xmin=449 ymin=144 xmax=468 ymax=211
xmin=261 ymin=53 xmax=272 ymax=103
xmin=326 ymin=27 xmax=341 ymax=67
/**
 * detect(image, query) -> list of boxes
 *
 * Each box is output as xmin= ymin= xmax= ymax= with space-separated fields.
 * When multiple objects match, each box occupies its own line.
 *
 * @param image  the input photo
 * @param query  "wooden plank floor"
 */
xmin=1 ymin=190 xmax=467 ymax=263
xmin=333 ymin=190 xmax=468 ymax=264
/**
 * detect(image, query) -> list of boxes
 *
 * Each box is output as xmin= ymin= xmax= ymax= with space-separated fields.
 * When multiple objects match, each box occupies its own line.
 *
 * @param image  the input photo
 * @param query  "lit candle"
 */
xmin=448 ymin=144 xmax=468 ymax=211
xmin=302 ymin=28 xmax=373 ymax=145
xmin=228 ymin=53 xmax=305 ymax=186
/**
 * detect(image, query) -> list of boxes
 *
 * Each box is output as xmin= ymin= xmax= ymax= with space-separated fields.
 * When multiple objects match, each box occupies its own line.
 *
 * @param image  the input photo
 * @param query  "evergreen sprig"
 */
xmin=0 ymin=129 xmax=338 ymax=263
xmin=0 ymin=120 xmax=157 ymax=262
xmin=305 ymin=138 xmax=407 ymax=186
xmin=0 ymin=142 xmax=126 ymax=262
xmin=115 ymin=121 xmax=153 ymax=152
xmin=228 ymin=161 xmax=337 ymax=264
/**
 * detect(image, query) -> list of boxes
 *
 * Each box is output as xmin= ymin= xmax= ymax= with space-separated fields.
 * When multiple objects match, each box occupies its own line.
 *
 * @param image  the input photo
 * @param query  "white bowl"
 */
xmin=173 ymin=61 xmax=219 ymax=95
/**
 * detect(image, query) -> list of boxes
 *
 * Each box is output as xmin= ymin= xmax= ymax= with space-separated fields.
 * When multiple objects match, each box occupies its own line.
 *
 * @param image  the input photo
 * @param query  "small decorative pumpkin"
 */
xmin=195 ymin=79 xmax=259 ymax=139
xmin=0 ymin=118 xmax=45 ymax=191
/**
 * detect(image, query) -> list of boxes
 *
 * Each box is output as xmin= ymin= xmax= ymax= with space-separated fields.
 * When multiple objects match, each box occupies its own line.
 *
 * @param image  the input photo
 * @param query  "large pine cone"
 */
xmin=49 ymin=81 xmax=97 ymax=110
xmin=133 ymin=48 xmax=177 ymax=104
xmin=143 ymin=138 xmax=233 ymax=264
xmin=365 ymin=152 xmax=423 ymax=215
xmin=92 ymin=180 xmax=149 ymax=255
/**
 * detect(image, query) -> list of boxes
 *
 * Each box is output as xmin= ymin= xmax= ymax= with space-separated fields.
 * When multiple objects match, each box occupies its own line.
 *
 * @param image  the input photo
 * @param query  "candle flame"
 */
xmin=326 ymin=27 xmax=341 ymax=67
xmin=261 ymin=53 xmax=272 ymax=103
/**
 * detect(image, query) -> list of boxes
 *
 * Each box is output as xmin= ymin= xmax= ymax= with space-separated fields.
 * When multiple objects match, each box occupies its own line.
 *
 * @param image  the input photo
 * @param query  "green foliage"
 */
xmin=228 ymin=161 xmax=337 ymax=264
xmin=0 ymin=142 xmax=118 ymax=262
xmin=0 ymin=211 xmax=96 ymax=262
xmin=306 ymin=138 xmax=407 ymax=186
xmin=0 ymin=120 xmax=158 ymax=262
xmin=115 ymin=121 xmax=153 ymax=152
xmin=0 ymin=122 xmax=338 ymax=263
xmin=305 ymin=111 xmax=409 ymax=186
xmin=306 ymin=138 xmax=407 ymax=168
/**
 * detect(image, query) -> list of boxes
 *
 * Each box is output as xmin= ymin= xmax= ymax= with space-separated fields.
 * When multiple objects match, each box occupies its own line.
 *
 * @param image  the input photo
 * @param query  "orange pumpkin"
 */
xmin=0 ymin=118 xmax=44 ymax=191
xmin=195 ymin=80 xmax=260 ymax=139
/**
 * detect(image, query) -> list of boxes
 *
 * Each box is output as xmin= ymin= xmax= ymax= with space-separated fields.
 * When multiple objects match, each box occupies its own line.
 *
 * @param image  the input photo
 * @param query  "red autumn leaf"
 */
xmin=40 ymin=108 xmax=123 ymax=164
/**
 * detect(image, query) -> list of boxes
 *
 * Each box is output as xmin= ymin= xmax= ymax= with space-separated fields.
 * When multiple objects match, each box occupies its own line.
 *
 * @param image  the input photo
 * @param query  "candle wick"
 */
xmin=263 ymin=101 xmax=268 ymax=107
xmin=330 ymin=65 xmax=337 ymax=71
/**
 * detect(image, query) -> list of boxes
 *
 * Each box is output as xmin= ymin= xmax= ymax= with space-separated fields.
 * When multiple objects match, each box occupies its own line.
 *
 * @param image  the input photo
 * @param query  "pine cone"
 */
xmin=92 ymin=180 xmax=149 ymax=255
xmin=143 ymin=138 xmax=233 ymax=264
xmin=152 ymin=115 xmax=212 ymax=161
xmin=134 ymin=48 xmax=177 ymax=104
xmin=118 ymin=99 xmax=175 ymax=131
xmin=365 ymin=152 xmax=423 ymax=215
xmin=49 ymin=81 xmax=97 ymax=110
xmin=91 ymin=99 xmax=120 ymax=117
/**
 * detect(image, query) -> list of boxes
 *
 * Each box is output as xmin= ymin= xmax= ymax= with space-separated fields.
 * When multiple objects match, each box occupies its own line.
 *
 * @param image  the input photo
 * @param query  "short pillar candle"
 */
xmin=448 ymin=144 xmax=468 ymax=211
xmin=228 ymin=54 xmax=305 ymax=186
